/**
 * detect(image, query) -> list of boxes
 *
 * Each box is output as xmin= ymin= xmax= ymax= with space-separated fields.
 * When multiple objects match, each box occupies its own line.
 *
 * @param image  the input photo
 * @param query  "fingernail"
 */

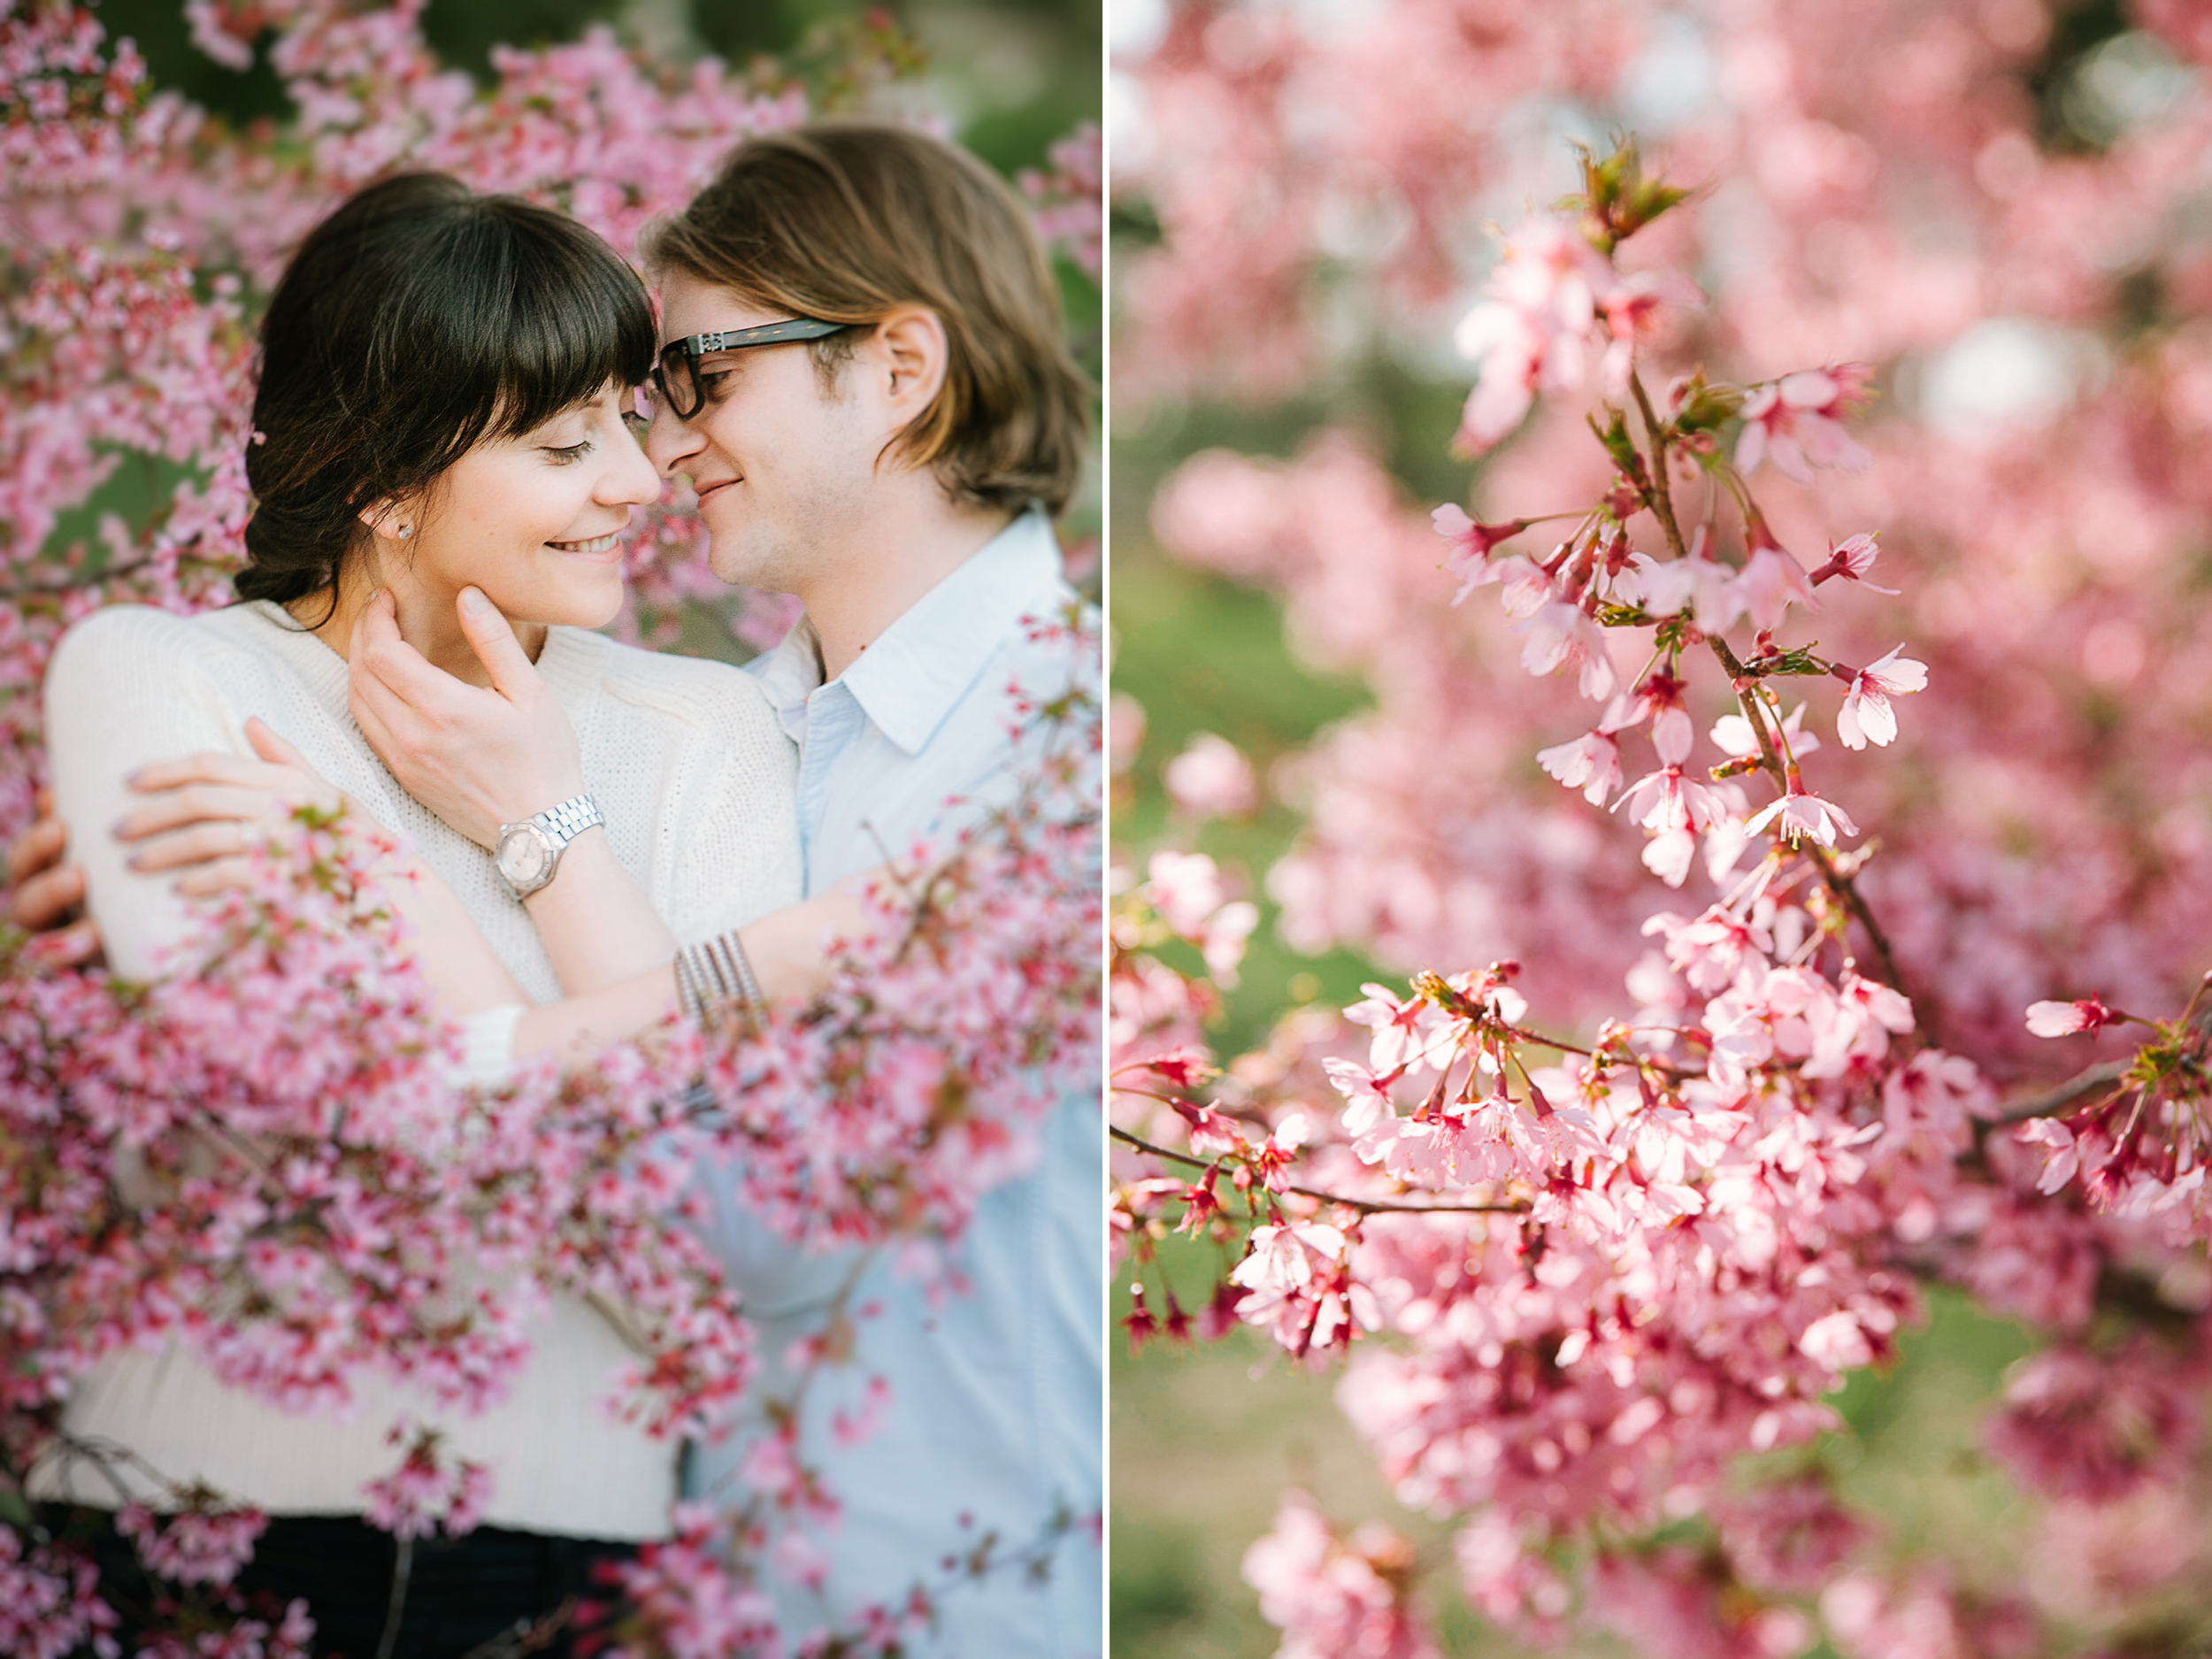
xmin=459 ymin=588 xmax=491 ymax=616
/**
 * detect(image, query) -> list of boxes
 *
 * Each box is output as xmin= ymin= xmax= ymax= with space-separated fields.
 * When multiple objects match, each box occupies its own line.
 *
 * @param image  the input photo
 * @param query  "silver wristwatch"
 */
xmin=495 ymin=793 xmax=604 ymax=898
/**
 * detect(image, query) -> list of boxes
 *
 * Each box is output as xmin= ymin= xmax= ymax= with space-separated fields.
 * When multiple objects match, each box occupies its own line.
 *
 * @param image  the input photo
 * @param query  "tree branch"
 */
xmin=1110 ymin=1124 xmax=1528 ymax=1215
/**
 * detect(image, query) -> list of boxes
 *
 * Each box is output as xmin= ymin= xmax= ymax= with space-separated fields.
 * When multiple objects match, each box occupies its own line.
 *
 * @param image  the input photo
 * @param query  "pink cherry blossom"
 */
xmin=1710 ymin=702 xmax=1820 ymax=764
xmin=2025 ymin=996 xmax=2118 ymax=1037
xmin=1736 ymin=366 xmax=1875 ymax=484
xmin=1452 ymin=216 xmax=1614 ymax=452
xmin=1601 ymin=670 xmax=1694 ymax=765
xmin=1620 ymin=545 xmax=1741 ymax=624
xmin=1018 ymin=119 xmax=1102 ymax=280
xmin=1163 ymin=731 xmax=1259 ymax=818
xmin=1833 ymin=645 xmax=1928 ymax=750
xmin=0 ymin=1523 xmax=119 ymax=1659
xmin=1230 ymin=1221 xmax=1363 ymax=1355
xmin=1515 ymin=600 xmax=1618 ymax=700
xmin=1985 ymin=1341 xmax=2209 ymax=1503
xmin=1809 ymin=533 xmax=1898 ymax=593
xmin=1614 ymin=764 xmax=1732 ymax=835
xmin=115 ymin=1502 xmax=268 ymax=1589
xmin=1432 ymin=503 xmax=1532 ymax=603
xmin=1744 ymin=783 xmax=1859 ymax=848
xmin=1734 ymin=541 xmax=1817 ymax=634
xmin=1536 ymin=729 xmax=1623 ymax=805
xmin=1143 ymin=849 xmax=1229 ymax=935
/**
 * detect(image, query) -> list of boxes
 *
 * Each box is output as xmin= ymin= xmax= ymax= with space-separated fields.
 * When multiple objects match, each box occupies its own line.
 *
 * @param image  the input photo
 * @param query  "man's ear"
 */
xmin=872 ymin=306 xmax=951 ymax=426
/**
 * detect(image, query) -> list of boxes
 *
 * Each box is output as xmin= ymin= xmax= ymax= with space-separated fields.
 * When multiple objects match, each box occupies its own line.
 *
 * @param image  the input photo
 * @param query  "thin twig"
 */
xmin=1629 ymin=372 xmax=1692 ymax=563
xmin=1802 ymin=841 xmax=1909 ymax=1001
xmin=1110 ymin=1125 xmax=1528 ymax=1215
xmin=374 ymin=1533 xmax=414 ymax=1659
xmin=1993 ymin=1060 xmax=2128 ymax=1124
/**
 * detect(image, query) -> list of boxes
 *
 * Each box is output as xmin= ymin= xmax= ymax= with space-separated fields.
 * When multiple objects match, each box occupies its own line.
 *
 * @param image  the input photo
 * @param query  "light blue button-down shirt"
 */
xmin=688 ymin=509 xmax=1102 ymax=1657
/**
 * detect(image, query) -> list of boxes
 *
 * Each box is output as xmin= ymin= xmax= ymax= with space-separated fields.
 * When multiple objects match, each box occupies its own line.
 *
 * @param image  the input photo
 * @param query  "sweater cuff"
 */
xmin=450 ymin=1004 xmax=526 ymax=1088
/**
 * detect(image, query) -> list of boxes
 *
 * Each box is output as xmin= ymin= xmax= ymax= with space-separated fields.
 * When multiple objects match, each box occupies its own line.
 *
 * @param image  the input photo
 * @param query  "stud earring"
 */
xmin=396 ymin=524 xmax=412 ymax=539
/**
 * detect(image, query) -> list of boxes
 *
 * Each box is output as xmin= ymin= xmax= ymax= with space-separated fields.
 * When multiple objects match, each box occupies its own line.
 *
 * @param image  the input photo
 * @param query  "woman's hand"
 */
xmin=348 ymin=586 xmax=585 ymax=849
xmin=119 ymin=718 xmax=371 ymax=896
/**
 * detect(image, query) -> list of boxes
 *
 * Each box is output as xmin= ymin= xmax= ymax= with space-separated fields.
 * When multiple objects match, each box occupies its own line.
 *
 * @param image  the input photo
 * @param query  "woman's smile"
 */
xmin=549 ymin=530 xmax=626 ymax=558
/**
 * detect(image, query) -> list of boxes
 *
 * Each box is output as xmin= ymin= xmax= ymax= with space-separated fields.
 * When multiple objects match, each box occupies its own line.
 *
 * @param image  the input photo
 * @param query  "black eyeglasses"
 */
xmin=648 ymin=318 xmax=854 ymax=421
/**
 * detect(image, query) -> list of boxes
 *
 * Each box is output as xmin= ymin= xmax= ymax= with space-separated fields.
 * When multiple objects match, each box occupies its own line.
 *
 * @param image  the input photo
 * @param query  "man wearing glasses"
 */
xmin=439 ymin=125 xmax=1103 ymax=1656
xmin=12 ymin=125 xmax=1102 ymax=1655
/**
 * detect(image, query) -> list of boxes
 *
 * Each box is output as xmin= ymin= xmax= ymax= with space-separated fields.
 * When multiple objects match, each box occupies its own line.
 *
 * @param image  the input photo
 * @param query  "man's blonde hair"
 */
xmin=645 ymin=122 xmax=1092 ymax=515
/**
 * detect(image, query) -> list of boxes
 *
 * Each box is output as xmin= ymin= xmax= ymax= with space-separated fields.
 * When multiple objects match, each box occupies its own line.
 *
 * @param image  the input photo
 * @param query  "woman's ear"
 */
xmin=358 ymin=499 xmax=418 ymax=543
xmin=872 ymin=307 xmax=950 ymax=424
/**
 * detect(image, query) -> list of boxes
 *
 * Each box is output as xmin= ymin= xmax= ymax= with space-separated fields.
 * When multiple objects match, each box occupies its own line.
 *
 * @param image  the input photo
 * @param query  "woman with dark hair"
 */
xmin=31 ymin=173 xmax=808 ymax=1655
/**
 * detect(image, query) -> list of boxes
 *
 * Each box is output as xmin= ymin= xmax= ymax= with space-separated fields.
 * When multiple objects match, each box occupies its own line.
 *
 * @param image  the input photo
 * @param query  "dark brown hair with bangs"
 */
xmin=642 ymin=122 xmax=1092 ymax=516
xmin=237 ymin=173 xmax=656 ymax=611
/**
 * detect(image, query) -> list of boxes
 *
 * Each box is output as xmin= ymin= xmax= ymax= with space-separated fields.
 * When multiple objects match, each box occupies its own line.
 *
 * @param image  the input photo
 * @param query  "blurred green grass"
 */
xmin=1110 ymin=546 xmax=1379 ymax=1058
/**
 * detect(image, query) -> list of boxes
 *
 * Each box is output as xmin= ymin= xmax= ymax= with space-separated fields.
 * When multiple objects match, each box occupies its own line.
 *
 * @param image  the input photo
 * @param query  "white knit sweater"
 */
xmin=34 ymin=599 xmax=802 ymax=1541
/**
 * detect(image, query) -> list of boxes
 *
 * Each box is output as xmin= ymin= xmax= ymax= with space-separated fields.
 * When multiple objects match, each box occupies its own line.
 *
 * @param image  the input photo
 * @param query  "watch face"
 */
xmin=497 ymin=826 xmax=550 ymax=888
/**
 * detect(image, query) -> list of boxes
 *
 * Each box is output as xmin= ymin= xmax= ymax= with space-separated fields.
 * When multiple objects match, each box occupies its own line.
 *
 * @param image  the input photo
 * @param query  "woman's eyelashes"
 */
xmin=542 ymin=437 xmax=595 ymax=464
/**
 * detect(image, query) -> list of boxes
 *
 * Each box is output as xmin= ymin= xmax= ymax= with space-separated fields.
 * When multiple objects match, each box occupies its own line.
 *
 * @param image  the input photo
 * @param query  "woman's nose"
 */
xmin=642 ymin=399 xmax=704 ymax=478
xmin=605 ymin=413 xmax=663 ymax=506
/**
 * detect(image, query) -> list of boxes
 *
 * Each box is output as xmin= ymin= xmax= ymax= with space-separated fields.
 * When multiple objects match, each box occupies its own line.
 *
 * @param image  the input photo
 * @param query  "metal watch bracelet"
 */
xmin=494 ymin=792 xmax=604 ymax=899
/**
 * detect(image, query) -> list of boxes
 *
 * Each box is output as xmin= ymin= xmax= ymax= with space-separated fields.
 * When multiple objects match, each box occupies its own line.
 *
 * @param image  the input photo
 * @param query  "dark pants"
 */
xmin=48 ymin=1507 xmax=637 ymax=1659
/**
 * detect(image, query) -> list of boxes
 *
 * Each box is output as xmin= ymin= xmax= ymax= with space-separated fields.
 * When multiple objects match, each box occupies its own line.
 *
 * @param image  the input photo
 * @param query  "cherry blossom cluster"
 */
xmin=3 ymin=628 xmax=1095 ymax=1650
xmin=1114 ymin=88 xmax=2212 ymax=1654
xmin=0 ymin=1519 xmax=119 ymax=1659
xmin=1123 ymin=0 xmax=2212 ymax=1076
xmin=0 ymin=812 xmax=757 ymax=1647
xmin=16 ymin=807 xmax=779 ymax=1433
xmin=1020 ymin=120 xmax=1102 ymax=280
xmin=685 ymin=607 xmax=1102 ymax=1263
xmin=2006 ymin=973 xmax=2212 ymax=1246
xmin=1240 ymin=1492 xmax=1434 ymax=1659
xmin=0 ymin=0 xmax=180 ymax=192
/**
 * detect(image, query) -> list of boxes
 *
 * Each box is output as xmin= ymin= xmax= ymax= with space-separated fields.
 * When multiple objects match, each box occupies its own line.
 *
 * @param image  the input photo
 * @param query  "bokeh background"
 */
xmin=93 ymin=0 xmax=1098 ymax=189
xmin=1110 ymin=0 xmax=2212 ymax=1653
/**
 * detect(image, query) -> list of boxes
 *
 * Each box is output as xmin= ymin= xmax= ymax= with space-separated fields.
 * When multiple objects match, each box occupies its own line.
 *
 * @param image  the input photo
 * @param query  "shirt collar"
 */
xmin=757 ymin=507 xmax=1070 ymax=757
xmin=752 ymin=614 xmax=826 ymax=746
